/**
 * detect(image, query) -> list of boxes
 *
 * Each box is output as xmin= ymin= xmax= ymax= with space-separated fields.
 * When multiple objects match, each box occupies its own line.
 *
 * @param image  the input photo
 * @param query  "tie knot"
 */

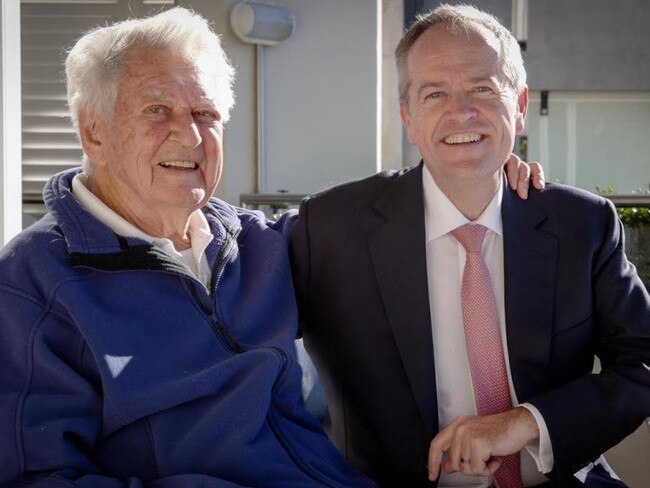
xmin=451 ymin=223 xmax=488 ymax=254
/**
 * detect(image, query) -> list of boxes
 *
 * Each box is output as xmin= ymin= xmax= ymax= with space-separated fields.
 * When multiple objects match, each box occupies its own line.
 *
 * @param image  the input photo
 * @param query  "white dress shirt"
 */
xmin=71 ymin=173 xmax=214 ymax=289
xmin=422 ymin=167 xmax=553 ymax=487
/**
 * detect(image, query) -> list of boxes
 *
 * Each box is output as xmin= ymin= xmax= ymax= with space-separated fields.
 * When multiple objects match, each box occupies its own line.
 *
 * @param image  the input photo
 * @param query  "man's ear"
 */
xmin=515 ymin=87 xmax=529 ymax=134
xmin=77 ymin=108 xmax=106 ymax=167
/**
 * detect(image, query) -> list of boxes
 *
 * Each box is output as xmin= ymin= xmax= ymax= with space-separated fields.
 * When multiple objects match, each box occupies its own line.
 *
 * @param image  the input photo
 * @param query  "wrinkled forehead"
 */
xmin=138 ymin=84 xmax=219 ymax=107
xmin=118 ymin=47 xmax=223 ymax=104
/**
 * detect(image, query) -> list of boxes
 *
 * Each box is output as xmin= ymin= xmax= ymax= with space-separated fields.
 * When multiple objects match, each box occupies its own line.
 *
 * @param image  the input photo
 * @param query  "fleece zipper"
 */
xmin=73 ymin=226 xmax=336 ymax=485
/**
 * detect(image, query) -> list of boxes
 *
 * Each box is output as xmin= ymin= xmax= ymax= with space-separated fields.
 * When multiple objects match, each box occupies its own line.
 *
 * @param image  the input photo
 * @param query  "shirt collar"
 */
xmin=422 ymin=165 xmax=503 ymax=242
xmin=71 ymin=172 xmax=213 ymax=257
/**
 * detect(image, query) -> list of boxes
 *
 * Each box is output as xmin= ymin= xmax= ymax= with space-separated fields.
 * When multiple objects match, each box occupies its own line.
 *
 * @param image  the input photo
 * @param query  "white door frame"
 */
xmin=0 ymin=0 xmax=22 ymax=246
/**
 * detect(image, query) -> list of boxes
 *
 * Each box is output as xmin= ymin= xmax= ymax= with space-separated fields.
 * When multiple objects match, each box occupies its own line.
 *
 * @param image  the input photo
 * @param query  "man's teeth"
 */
xmin=444 ymin=134 xmax=482 ymax=144
xmin=159 ymin=161 xmax=197 ymax=169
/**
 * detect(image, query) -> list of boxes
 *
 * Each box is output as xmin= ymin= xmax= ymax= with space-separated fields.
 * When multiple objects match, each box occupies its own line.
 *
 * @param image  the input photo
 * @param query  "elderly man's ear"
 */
xmin=78 ymin=108 xmax=107 ymax=168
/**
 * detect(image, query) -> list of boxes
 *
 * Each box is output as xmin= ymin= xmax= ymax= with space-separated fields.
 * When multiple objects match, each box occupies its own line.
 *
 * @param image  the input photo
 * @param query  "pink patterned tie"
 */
xmin=451 ymin=223 xmax=523 ymax=488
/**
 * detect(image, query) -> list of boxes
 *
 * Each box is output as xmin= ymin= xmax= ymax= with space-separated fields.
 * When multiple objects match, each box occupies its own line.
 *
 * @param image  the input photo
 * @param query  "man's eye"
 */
xmin=475 ymin=86 xmax=494 ymax=94
xmin=424 ymin=91 xmax=442 ymax=100
xmin=146 ymin=106 xmax=167 ymax=115
xmin=195 ymin=110 xmax=222 ymax=122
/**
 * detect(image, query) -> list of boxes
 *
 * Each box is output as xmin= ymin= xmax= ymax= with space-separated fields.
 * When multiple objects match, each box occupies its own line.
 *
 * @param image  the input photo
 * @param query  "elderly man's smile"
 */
xmin=158 ymin=160 xmax=200 ymax=170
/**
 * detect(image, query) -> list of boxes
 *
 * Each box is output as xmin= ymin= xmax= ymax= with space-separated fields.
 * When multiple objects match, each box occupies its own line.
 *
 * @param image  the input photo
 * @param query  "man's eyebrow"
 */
xmin=414 ymin=73 xmax=504 ymax=96
xmin=416 ymin=81 xmax=445 ymax=96
xmin=197 ymin=95 xmax=219 ymax=107
xmin=139 ymin=89 xmax=219 ymax=108
xmin=467 ymin=74 xmax=499 ymax=84
xmin=140 ymin=87 xmax=171 ymax=101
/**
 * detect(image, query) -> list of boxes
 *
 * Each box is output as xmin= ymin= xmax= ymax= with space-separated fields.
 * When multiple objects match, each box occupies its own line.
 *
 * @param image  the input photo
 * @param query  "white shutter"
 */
xmin=20 ymin=0 xmax=174 ymax=218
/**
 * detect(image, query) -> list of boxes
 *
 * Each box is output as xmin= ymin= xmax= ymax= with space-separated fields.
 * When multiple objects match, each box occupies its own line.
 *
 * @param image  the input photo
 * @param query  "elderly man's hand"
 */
xmin=504 ymin=154 xmax=545 ymax=200
xmin=427 ymin=407 xmax=539 ymax=481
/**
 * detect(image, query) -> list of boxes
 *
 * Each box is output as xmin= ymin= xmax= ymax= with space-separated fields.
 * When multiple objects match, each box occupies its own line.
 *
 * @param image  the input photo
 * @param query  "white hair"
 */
xmin=65 ymin=7 xmax=235 ymax=170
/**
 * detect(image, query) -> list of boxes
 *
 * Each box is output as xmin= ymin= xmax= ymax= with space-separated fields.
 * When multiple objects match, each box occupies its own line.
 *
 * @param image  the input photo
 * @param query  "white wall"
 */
xmin=262 ymin=0 xmax=378 ymax=195
xmin=182 ymin=0 xmax=384 ymax=204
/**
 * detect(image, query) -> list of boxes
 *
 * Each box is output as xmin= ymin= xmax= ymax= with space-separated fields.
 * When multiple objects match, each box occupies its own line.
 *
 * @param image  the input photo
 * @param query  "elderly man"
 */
xmin=289 ymin=5 xmax=650 ymax=488
xmin=0 ymin=8 xmax=378 ymax=487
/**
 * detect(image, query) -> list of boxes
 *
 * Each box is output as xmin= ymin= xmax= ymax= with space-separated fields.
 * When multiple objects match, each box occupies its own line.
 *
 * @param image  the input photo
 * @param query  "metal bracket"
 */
xmin=540 ymin=90 xmax=549 ymax=116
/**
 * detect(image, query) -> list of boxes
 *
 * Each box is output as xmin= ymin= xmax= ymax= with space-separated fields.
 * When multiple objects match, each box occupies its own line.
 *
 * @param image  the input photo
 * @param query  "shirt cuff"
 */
xmin=519 ymin=403 xmax=554 ymax=474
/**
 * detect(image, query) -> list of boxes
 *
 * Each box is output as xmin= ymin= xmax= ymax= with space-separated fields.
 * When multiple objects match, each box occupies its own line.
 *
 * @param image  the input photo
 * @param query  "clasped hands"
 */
xmin=427 ymin=406 xmax=540 ymax=481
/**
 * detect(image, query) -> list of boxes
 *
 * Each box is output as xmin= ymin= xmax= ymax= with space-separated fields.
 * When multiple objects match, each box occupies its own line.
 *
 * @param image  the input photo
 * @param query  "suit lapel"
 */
xmin=366 ymin=163 xmax=437 ymax=437
xmin=364 ymin=169 xmax=557 ymax=434
xmin=502 ymin=184 xmax=558 ymax=401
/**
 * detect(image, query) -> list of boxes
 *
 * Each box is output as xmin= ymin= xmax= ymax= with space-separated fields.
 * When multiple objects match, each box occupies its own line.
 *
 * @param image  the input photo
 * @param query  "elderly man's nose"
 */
xmin=171 ymin=114 xmax=202 ymax=147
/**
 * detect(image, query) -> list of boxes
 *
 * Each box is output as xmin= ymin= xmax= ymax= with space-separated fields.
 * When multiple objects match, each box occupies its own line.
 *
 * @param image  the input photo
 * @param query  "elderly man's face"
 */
xmin=89 ymin=47 xmax=223 ymax=216
xmin=400 ymin=25 xmax=527 ymax=190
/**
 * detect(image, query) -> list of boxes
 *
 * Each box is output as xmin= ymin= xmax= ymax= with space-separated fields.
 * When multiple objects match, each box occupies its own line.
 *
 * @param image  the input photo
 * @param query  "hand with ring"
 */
xmin=427 ymin=409 xmax=540 ymax=481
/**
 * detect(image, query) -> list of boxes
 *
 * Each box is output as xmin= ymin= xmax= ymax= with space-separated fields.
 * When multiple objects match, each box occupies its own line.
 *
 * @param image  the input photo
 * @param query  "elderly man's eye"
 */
xmin=195 ymin=110 xmax=221 ymax=122
xmin=475 ymin=86 xmax=494 ymax=94
xmin=146 ymin=106 xmax=167 ymax=115
xmin=424 ymin=91 xmax=442 ymax=101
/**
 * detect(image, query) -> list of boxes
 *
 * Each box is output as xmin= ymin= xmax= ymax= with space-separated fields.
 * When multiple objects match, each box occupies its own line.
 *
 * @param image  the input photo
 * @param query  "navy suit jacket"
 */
xmin=289 ymin=163 xmax=650 ymax=488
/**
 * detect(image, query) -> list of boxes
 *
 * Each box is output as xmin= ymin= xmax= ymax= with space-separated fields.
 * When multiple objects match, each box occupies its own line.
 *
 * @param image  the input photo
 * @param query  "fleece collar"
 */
xmin=43 ymin=168 xmax=241 ymax=257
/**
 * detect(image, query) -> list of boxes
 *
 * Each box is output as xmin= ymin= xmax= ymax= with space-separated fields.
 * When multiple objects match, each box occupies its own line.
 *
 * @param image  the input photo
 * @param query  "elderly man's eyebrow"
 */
xmin=139 ymin=89 xmax=219 ymax=108
xmin=197 ymin=95 xmax=220 ymax=107
xmin=138 ymin=87 xmax=172 ymax=103
xmin=467 ymin=75 xmax=499 ymax=84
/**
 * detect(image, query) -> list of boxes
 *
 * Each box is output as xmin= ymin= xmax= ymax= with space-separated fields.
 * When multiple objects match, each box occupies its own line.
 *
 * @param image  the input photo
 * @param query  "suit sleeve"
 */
xmin=0 ymin=287 xmax=251 ymax=488
xmin=528 ymin=199 xmax=650 ymax=478
xmin=287 ymin=200 xmax=312 ymax=338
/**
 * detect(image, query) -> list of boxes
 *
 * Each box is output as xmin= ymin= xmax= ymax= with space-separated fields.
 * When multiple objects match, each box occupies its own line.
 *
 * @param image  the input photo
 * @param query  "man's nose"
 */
xmin=170 ymin=112 xmax=202 ymax=148
xmin=447 ymin=92 xmax=478 ymax=122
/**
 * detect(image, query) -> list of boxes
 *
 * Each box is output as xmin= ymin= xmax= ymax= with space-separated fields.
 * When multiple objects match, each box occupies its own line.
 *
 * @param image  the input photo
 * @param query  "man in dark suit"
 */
xmin=289 ymin=5 xmax=650 ymax=487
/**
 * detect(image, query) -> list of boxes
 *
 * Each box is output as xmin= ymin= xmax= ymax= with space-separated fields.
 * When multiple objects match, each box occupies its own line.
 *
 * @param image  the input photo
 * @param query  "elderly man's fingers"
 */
xmin=516 ymin=175 xmax=531 ymax=199
xmin=529 ymin=161 xmax=546 ymax=190
xmin=504 ymin=154 xmax=522 ymax=191
xmin=515 ymin=159 xmax=531 ymax=200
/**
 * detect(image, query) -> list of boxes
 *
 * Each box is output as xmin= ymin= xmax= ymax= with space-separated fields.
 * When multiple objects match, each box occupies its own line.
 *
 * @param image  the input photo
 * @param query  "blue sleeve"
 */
xmin=267 ymin=208 xmax=299 ymax=239
xmin=0 ymin=287 xmax=251 ymax=488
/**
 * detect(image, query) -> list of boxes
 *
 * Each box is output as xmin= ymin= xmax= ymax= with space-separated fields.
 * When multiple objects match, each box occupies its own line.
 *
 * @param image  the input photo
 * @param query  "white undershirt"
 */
xmin=71 ymin=173 xmax=213 ymax=288
xmin=422 ymin=167 xmax=553 ymax=487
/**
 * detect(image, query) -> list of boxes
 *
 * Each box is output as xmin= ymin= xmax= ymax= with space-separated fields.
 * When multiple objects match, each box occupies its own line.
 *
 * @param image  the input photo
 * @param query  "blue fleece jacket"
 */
xmin=0 ymin=168 xmax=374 ymax=488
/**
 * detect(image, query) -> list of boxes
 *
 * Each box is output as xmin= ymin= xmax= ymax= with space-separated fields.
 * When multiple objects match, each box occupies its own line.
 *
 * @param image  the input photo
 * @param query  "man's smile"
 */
xmin=158 ymin=160 xmax=199 ymax=170
xmin=443 ymin=133 xmax=486 ymax=145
